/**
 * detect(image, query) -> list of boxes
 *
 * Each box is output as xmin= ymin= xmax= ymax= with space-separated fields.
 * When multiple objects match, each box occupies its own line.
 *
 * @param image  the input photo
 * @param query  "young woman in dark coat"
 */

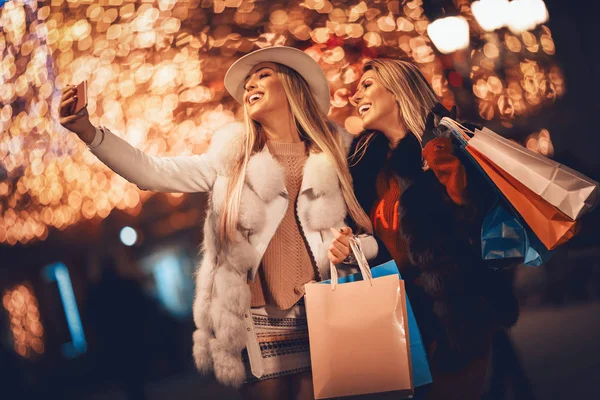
xmin=329 ymin=59 xmax=520 ymax=400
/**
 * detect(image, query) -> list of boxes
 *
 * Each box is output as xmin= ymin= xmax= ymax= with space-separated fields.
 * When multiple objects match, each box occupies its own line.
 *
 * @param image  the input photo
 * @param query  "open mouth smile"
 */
xmin=358 ymin=103 xmax=371 ymax=116
xmin=247 ymin=92 xmax=263 ymax=105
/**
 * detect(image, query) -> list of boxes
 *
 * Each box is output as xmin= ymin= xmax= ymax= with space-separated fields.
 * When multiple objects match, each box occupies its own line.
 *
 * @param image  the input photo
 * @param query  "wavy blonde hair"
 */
xmin=350 ymin=59 xmax=439 ymax=165
xmin=219 ymin=63 xmax=373 ymax=242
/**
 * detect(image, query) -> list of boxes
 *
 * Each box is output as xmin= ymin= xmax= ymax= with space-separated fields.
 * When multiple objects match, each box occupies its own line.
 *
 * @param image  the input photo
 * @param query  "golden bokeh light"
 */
xmin=3 ymin=284 xmax=45 ymax=358
xmin=526 ymin=128 xmax=554 ymax=157
xmin=0 ymin=0 xmax=563 ymax=245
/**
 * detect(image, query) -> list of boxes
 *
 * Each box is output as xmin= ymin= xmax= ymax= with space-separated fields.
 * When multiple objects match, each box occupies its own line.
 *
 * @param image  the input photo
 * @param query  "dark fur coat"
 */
xmin=349 ymin=131 xmax=519 ymax=370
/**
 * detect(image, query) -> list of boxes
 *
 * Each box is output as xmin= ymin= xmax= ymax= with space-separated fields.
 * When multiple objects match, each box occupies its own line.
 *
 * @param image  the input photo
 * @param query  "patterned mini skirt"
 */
xmin=241 ymin=300 xmax=311 ymax=383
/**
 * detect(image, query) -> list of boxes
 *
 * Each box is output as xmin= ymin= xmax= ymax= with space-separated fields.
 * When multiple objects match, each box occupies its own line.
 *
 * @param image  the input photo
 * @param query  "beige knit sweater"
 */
xmin=249 ymin=140 xmax=316 ymax=310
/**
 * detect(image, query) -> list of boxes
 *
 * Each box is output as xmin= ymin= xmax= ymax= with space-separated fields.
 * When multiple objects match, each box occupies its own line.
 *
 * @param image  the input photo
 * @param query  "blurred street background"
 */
xmin=1 ymin=0 xmax=599 ymax=399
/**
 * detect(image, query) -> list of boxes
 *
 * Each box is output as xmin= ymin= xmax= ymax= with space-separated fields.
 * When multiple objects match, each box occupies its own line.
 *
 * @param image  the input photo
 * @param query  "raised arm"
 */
xmin=59 ymin=85 xmax=217 ymax=193
xmin=90 ymin=127 xmax=216 ymax=193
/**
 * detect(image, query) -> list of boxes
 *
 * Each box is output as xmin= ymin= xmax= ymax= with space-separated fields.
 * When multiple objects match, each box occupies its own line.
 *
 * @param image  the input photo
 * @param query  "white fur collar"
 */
xmin=300 ymin=125 xmax=353 ymax=196
xmin=207 ymin=122 xmax=348 ymax=199
xmin=301 ymin=151 xmax=338 ymax=197
xmin=205 ymin=122 xmax=246 ymax=171
xmin=245 ymin=149 xmax=285 ymax=203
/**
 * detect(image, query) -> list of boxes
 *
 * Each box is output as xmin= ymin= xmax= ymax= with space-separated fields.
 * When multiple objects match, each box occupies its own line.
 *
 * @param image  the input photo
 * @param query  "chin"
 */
xmin=361 ymin=118 xmax=377 ymax=131
xmin=362 ymin=113 xmax=389 ymax=132
xmin=248 ymin=108 xmax=264 ymax=121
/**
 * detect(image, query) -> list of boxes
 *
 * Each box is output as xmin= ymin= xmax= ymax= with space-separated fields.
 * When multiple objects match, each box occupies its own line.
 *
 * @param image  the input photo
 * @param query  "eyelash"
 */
xmin=363 ymin=82 xmax=372 ymax=88
xmin=245 ymin=72 xmax=271 ymax=87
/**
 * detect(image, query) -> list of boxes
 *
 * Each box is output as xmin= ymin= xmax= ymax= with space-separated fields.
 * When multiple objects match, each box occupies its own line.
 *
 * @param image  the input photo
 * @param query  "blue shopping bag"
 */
xmin=321 ymin=260 xmax=433 ymax=388
xmin=483 ymin=200 xmax=554 ymax=267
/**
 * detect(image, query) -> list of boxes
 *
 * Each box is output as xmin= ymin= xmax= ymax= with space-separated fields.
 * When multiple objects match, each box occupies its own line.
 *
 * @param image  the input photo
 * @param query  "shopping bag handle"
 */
xmin=439 ymin=117 xmax=474 ymax=141
xmin=329 ymin=237 xmax=373 ymax=291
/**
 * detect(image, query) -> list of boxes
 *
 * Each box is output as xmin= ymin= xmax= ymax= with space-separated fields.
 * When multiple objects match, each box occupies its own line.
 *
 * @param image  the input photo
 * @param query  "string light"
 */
xmin=427 ymin=16 xmax=470 ymax=54
xmin=471 ymin=0 xmax=548 ymax=34
xmin=0 ymin=0 xmax=563 ymax=245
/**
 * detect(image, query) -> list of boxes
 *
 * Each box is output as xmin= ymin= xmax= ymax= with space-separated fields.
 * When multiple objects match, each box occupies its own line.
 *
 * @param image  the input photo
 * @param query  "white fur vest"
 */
xmin=190 ymin=123 xmax=378 ymax=387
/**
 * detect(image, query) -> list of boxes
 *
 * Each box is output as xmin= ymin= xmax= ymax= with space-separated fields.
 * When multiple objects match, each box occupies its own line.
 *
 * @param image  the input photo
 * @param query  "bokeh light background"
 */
xmin=0 ymin=0 xmax=563 ymax=246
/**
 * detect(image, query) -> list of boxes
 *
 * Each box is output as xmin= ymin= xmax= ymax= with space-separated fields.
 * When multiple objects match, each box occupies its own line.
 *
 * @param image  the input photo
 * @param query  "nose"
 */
xmin=350 ymin=89 xmax=362 ymax=107
xmin=244 ymin=77 xmax=257 ymax=92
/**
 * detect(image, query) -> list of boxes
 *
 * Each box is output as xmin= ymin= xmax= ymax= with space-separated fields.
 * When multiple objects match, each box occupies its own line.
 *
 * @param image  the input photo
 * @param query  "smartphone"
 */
xmin=74 ymin=80 xmax=88 ymax=114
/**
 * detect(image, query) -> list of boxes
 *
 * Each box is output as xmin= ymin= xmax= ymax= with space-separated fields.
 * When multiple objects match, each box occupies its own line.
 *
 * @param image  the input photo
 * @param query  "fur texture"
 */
xmin=245 ymin=150 xmax=285 ymax=203
xmin=192 ymin=123 xmax=376 ymax=387
xmin=349 ymin=131 xmax=519 ymax=370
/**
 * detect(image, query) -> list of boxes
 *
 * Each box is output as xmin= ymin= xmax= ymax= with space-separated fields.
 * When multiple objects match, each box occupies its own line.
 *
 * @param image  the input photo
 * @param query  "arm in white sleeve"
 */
xmin=357 ymin=234 xmax=379 ymax=261
xmin=89 ymin=127 xmax=217 ymax=193
xmin=342 ymin=234 xmax=379 ymax=265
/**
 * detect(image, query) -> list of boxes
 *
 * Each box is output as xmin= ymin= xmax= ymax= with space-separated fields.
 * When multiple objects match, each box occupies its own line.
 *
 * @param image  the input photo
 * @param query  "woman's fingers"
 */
xmin=60 ymin=96 xmax=76 ymax=108
xmin=329 ymin=233 xmax=350 ymax=261
xmin=328 ymin=227 xmax=350 ymax=263
xmin=59 ymin=113 xmax=84 ymax=125
xmin=339 ymin=226 xmax=353 ymax=236
xmin=328 ymin=245 xmax=345 ymax=262
xmin=60 ymin=87 xmax=76 ymax=102
xmin=328 ymin=251 xmax=340 ymax=263
xmin=59 ymin=115 xmax=76 ymax=125
xmin=331 ymin=238 xmax=348 ymax=254
xmin=328 ymin=227 xmax=353 ymax=264
xmin=328 ymin=251 xmax=343 ymax=264
xmin=330 ymin=227 xmax=352 ymax=244
xmin=59 ymin=95 xmax=77 ymax=117
xmin=336 ymin=233 xmax=350 ymax=247
xmin=62 ymin=85 xmax=76 ymax=94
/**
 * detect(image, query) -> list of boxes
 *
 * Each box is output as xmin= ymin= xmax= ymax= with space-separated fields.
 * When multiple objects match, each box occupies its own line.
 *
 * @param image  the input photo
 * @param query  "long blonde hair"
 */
xmin=219 ymin=63 xmax=373 ymax=242
xmin=350 ymin=59 xmax=439 ymax=165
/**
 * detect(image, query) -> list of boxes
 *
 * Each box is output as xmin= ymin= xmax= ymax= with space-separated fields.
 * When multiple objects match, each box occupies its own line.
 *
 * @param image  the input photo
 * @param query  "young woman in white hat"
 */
xmin=59 ymin=46 xmax=378 ymax=399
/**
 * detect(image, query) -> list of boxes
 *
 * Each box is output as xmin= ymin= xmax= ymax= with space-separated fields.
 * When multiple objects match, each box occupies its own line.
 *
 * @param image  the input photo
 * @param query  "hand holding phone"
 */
xmin=59 ymin=81 xmax=96 ymax=144
xmin=74 ymin=80 xmax=88 ymax=115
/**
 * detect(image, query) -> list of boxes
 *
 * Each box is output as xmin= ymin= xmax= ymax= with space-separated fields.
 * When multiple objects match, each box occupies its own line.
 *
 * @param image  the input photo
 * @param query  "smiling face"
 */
xmin=243 ymin=62 xmax=288 ymax=124
xmin=351 ymin=69 xmax=402 ymax=132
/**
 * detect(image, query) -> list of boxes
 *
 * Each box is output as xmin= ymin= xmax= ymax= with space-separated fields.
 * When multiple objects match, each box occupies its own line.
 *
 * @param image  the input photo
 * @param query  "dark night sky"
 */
xmin=527 ymin=0 xmax=600 ymax=247
xmin=539 ymin=0 xmax=600 ymax=179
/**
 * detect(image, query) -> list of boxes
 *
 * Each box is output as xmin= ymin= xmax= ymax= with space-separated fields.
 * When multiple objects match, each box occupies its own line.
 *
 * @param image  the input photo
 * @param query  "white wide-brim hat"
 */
xmin=224 ymin=46 xmax=331 ymax=114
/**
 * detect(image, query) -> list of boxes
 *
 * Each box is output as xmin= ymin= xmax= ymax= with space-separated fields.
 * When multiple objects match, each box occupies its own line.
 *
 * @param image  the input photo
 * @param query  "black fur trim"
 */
xmin=348 ymin=131 xmax=388 ymax=215
xmin=387 ymin=132 xmax=424 ymax=179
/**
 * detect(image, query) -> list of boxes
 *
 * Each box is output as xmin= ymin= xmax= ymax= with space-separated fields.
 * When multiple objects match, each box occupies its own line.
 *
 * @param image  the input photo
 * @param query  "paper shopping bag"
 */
xmin=467 ymin=146 xmax=577 ymax=250
xmin=321 ymin=260 xmax=432 ymax=388
xmin=305 ymin=242 xmax=413 ymax=399
xmin=468 ymin=127 xmax=598 ymax=220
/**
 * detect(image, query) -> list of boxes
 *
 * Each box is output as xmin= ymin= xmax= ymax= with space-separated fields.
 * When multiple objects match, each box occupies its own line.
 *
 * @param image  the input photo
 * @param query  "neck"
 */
xmin=382 ymin=124 xmax=408 ymax=148
xmin=261 ymin=112 xmax=301 ymax=143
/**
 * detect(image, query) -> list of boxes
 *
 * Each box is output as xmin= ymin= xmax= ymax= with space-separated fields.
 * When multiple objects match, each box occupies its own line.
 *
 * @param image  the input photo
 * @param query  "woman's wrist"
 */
xmin=342 ymin=236 xmax=361 ymax=264
xmin=342 ymin=251 xmax=357 ymax=265
xmin=81 ymin=125 xmax=97 ymax=145
xmin=87 ymin=126 xmax=104 ymax=149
